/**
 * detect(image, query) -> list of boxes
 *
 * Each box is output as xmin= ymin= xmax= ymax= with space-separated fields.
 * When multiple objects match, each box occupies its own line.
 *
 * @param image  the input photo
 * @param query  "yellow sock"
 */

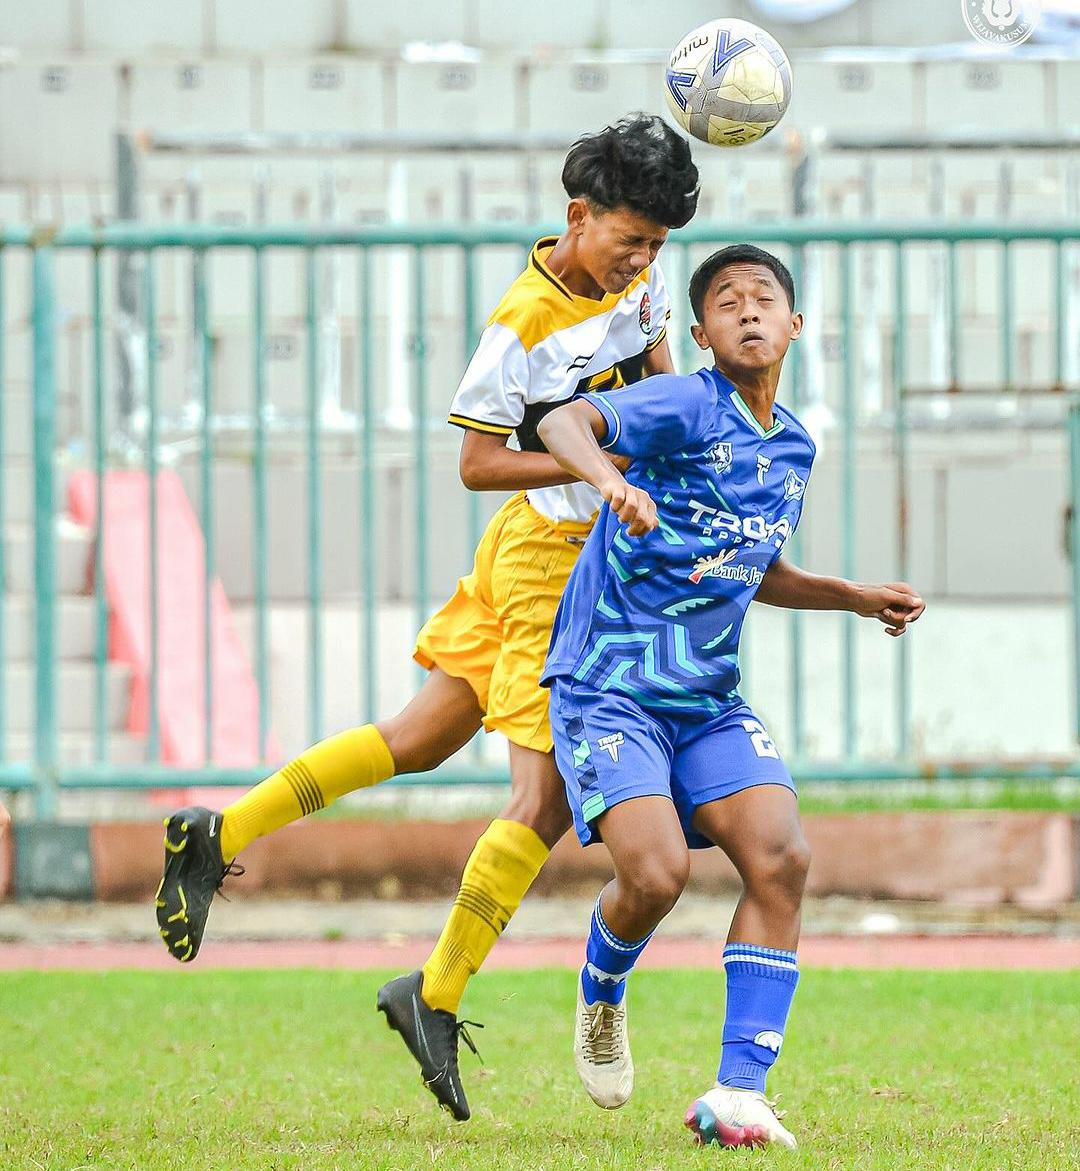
xmin=421 ymin=818 xmax=550 ymax=1014
xmin=219 ymin=724 xmax=395 ymax=860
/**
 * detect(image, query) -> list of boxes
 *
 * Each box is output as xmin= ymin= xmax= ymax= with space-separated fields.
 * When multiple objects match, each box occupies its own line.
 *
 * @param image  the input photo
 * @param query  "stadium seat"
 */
xmin=129 ymin=60 xmax=254 ymax=136
xmin=342 ymin=0 xmax=469 ymax=50
xmin=260 ymin=58 xmax=388 ymax=134
xmin=524 ymin=61 xmax=652 ymax=137
xmin=1055 ymin=60 xmax=1080 ymax=131
xmin=0 ymin=58 xmax=119 ymax=183
xmin=923 ymin=60 xmax=1047 ymax=133
xmin=391 ymin=61 xmax=522 ymax=136
xmin=0 ymin=0 xmax=72 ymax=50
xmin=211 ymin=0 xmax=338 ymax=54
xmin=473 ymin=0 xmax=609 ymax=49
xmin=601 ymin=0 xmax=752 ymax=51
xmin=82 ymin=0 xmax=205 ymax=53
xmin=786 ymin=58 xmax=917 ymax=133
xmin=945 ymin=460 xmax=1069 ymax=596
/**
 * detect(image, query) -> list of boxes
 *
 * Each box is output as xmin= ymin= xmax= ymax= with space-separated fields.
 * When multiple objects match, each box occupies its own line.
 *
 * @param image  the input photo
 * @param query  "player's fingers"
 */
xmin=616 ymin=494 xmax=638 ymax=525
xmin=623 ymin=493 xmax=651 ymax=536
xmin=606 ymin=482 xmax=627 ymax=513
xmin=886 ymin=584 xmax=925 ymax=616
xmin=626 ymin=490 xmax=659 ymax=537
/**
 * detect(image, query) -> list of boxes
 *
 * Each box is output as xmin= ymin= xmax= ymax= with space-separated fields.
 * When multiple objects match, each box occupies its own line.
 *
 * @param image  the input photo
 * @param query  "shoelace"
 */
xmin=763 ymin=1093 xmax=785 ymax=1121
xmin=214 ymin=860 xmax=245 ymax=901
xmin=454 ymin=1019 xmax=485 ymax=1064
xmin=583 ymin=1002 xmax=625 ymax=1065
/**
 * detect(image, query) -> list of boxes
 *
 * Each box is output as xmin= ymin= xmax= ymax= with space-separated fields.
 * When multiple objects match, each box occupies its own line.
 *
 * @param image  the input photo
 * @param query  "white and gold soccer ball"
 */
xmin=664 ymin=18 xmax=792 ymax=148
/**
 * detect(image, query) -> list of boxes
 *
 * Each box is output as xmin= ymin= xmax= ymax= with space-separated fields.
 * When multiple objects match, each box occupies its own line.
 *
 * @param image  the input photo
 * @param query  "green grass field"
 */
xmin=2 ymin=968 xmax=1078 ymax=1170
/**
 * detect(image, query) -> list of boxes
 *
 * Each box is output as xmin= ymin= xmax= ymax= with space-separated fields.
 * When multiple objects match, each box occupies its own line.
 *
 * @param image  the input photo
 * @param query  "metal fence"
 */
xmin=2 ymin=220 xmax=1080 ymax=818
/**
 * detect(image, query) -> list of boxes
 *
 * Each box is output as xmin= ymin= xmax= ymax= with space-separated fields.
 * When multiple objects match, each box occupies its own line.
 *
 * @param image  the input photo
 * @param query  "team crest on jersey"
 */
xmin=783 ymin=469 xmax=806 ymax=500
xmin=638 ymin=292 xmax=651 ymax=334
xmin=707 ymin=441 xmax=733 ymax=475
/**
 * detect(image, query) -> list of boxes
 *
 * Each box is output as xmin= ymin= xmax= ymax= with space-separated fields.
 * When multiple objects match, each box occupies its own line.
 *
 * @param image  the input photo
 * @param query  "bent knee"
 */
xmin=500 ymin=790 xmax=572 ymax=849
xmin=621 ymin=853 xmax=690 ymax=918
xmin=376 ymin=717 xmax=444 ymax=775
xmin=752 ymin=834 xmax=811 ymax=896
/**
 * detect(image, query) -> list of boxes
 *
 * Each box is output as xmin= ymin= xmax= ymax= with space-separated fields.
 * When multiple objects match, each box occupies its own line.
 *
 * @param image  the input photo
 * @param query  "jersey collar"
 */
xmin=711 ymin=368 xmax=785 ymax=440
xmin=530 ymin=237 xmax=648 ymax=305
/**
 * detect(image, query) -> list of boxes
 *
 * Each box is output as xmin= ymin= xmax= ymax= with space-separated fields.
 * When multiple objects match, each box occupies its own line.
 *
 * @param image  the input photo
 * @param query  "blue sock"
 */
xmin=579 ymin=896 xmax=654 ymax=1006
xmin=717 ymin=943 xmax=800 ymax=1093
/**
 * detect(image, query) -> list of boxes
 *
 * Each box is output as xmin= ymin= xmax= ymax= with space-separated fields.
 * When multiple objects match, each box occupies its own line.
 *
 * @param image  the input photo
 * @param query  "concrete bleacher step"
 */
xmin=2 ymin=660 xmax=131 ymax=732
xmin=5 ymin=519 xmax=92 ymax=595
xmin=1 ymin=730 xmax=148 ymax=767
xmin=3 ymin=594 xmax=99 ymax=660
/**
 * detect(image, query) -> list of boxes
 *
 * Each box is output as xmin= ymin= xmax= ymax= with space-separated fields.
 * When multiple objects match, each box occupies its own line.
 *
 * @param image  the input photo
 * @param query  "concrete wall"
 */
xmin=223 ymin=595 xmax=1076 ymax=763
xmin=159 ymin=425 xmax=1071 ymax=609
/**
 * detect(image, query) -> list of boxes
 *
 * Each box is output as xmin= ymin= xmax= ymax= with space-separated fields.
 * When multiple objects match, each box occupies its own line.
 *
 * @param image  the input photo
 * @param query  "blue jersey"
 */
xmin=542 ymin=366 xmax=816 ymax=717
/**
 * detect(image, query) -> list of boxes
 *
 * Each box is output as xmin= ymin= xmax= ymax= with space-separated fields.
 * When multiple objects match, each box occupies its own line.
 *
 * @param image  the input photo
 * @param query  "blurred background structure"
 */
xmin=1 ymin=1 xmax=1079 ymax=870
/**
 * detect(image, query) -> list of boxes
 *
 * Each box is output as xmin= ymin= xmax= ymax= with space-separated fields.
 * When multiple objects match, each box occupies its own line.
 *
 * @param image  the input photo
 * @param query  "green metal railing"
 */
xmin=1 ymin=221 xmax=1079 ymax=814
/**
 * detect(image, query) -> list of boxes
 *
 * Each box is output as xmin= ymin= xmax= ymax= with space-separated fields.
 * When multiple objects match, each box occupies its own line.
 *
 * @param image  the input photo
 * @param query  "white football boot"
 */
xmin=573 ymin=976 xmax=634 ymax=1109
xmin=684 ymin=1085 xmax=797 ymax=1150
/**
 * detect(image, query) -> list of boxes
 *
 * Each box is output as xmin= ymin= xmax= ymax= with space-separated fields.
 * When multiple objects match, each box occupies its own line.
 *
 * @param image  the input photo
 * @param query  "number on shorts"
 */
xmin=741 ymin=718 xmax=779 ymax=759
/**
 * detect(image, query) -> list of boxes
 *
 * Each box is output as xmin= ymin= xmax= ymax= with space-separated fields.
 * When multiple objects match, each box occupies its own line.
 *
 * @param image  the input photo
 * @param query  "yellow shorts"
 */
xmin=414 ymin=491 xmax=593 ymax=753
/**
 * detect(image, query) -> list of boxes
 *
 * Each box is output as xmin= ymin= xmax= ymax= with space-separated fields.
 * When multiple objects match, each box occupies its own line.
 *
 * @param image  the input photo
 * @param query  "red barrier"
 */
xmin=68 ymin=470 xmax=279 ymax=773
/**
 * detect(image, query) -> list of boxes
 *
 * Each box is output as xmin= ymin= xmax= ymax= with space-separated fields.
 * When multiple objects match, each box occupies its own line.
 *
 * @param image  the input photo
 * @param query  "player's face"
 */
xmin=572 ymin=203 xmax=669 ymax=295
xmin=691 ymin=264 xmax=802 ymax=373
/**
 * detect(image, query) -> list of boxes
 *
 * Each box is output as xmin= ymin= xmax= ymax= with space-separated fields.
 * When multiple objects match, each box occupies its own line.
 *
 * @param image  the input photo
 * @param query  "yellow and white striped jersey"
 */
xmin=447 ymin=237 xmax=671 ymax=525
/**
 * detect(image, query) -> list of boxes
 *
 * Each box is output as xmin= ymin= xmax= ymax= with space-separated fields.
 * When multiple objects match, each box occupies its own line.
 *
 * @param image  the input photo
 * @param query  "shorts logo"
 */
xmin=638 ymin=293 xmax=652 ymax=334
xmin=707 ymin=441 xmax=733 ymax=475
xmin=756 ymin=454 xmax=772 ymax=485
xmin=597 ymin=732 xmax=624 ymax=763
xmin=783 ymin=469 xmax=805 ymax=500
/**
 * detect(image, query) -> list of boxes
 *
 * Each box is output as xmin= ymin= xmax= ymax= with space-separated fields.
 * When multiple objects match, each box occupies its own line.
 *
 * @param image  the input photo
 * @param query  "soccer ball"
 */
xmin=664 ymin=18 xmax=792 ymax=148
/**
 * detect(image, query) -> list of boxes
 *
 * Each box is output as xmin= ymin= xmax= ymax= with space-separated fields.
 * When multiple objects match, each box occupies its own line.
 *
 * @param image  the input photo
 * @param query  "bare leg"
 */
xmin=595 ymin=795 xmax=690 ymax=940
xmin=377 ymin=666 xmax=484 ymax=774
xmin=691 ymin=785 xmax=809 ymax=949
xmin=499 ymin=741 xmax=574 ymax=849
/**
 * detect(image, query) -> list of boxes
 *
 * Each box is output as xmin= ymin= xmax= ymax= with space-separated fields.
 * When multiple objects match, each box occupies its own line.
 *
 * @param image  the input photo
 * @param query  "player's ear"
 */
xmin=690 ymin=322 xmax=710 ymax=350
xmin=567 ymin=198 xmax=590 ymax=236
xmin=789 ymin=312 xmax=803 ymax=340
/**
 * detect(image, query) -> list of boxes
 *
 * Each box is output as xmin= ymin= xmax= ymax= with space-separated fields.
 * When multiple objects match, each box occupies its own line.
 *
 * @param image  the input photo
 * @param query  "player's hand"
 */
xmin=600 ymin=476 xmax=658 ymax=537
xmin=855 ymin=582 xmax=925 ymax=637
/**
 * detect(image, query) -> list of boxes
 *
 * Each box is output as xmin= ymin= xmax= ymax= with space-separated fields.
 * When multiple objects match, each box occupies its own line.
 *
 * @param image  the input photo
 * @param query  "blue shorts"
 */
xmin=548 ymin=676 xmax=796 ymax=850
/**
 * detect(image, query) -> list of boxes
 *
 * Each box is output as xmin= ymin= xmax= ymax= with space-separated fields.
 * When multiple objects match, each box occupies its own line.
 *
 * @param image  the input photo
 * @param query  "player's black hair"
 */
xmin=689 ymin=244 xmax=797 ymax=320
xmin=562 ymin=114 xmax=700 ymax=229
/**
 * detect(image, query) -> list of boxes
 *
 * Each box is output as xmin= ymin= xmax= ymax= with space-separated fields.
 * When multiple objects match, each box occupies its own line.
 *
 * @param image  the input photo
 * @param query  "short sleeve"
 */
xmin=644 ymin=262 xmax=672 ymax=353
xmin=589 ymin=372 xmax=715 ymax=457
xmin=447 ymin=323 xmax=528 ymax=436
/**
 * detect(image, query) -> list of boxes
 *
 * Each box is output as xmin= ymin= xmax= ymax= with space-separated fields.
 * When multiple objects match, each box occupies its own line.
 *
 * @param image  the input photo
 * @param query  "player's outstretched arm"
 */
xmin=538 ymin=400 xmax=657 ymax=536
xmin=458 ymin=429 xmax=580 ymax=491
xmin=757 ymin=558 xmax=925 ymax=637
xmin=458 ymin=429 xmax=631 ymax=491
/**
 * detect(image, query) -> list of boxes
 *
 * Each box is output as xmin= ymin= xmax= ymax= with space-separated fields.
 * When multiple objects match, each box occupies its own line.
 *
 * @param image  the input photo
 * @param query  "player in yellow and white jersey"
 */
xmin=154 ymin=114 xmax=699 ymax=1117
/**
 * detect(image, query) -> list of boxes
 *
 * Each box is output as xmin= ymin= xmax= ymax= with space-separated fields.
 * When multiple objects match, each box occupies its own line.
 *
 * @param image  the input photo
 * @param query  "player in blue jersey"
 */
xmin=537 ymin=244 xmax=924 ymax=1149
